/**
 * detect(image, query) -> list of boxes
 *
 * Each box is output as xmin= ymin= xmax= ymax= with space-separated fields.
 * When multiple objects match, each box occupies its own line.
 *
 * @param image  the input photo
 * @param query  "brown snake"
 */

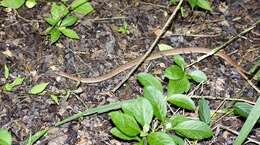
xmin=55 ymin=47 xmax=249 ymax=84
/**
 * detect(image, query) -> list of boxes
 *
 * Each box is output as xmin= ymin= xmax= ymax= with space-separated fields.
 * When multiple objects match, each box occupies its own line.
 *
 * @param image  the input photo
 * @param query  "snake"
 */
xmin=55 ymin=47 xmax=250 ymax=84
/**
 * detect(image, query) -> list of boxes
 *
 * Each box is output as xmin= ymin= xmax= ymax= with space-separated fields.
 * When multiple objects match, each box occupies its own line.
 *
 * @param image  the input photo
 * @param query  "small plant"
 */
xmin=44 ymin=0 xmax=94 ymax=44
xmin=0 ymin=0 xmax=36 ymax=9
xmin=170 ymin=0 xmax=212 ymax=13
xmin=117 ymin=21 xmax=130 ymax=35
xmin=109 ymin=55 xmax=212 ymax=144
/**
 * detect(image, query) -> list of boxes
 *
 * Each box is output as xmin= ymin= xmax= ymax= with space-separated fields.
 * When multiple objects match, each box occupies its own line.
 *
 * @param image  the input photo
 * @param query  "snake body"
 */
xmin=55 ymin=47 xmax=248 ymax=83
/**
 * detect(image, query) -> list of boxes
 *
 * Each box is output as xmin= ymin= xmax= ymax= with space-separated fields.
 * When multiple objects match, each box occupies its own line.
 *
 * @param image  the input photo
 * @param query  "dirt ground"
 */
xmin=0 ymin=0 xmax=259 ymax=144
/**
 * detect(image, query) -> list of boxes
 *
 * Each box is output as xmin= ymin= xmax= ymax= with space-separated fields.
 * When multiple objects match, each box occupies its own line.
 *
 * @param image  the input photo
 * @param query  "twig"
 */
xmin=112 ymin=0 xmax=183 ymax=92
xmin=190 ymin=96 xmax=255 ymax=105
xmin=219 ymin=125 xmax=260 ymax=145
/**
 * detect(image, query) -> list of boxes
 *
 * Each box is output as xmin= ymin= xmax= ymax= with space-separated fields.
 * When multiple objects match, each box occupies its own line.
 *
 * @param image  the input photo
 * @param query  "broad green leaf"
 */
xmin=1 ymin=0 xmax=25 ymax=9
xmin=166 ymin=115 xmax=190 ymax=130
xmin=50 ymin=28 xmax=61 ymax=44
xmin=51 ymin=3 xmax=68 ymax=19
xmin=0 ymin=129 xmax=12 ymax=145
xmin=172 ymin=136 xmax=185 ymax=145
xmin=189 ymin=70 xmax=207 ymax=83
xmin=158 ymin=44 xmax=173 ymax=51
xmin=25 ymin=0 xmax=37 ymax=8
xmin=144 ymin=86 xmax=167 ymax=121
xmin=30 ymin=82 xmax=49 ymax=94
xmin=122 ymin=97 xmax=153 ymax=128
xmin=60 ymin=15 xmax=78 ymax=27
xmin=50 ymin=95 xmax=59 ymax=105
xmin=45 ymin=17 xmax=58 ymax=26
xmin=167 ymin=77 xmax=190 ymax=95
xmin=168 ymin=94 xmax=195 ymax=111
xmin=3 ymin=77 xmax=24 ymax=92
xmin=234 ymin=98 xmax=260 ymax=145
xmin=198 ymin=97 xmax=211 ymax=125
xmin=173 ymin=120 xmax=213 ymax=140
xmin=197 ymin=0 xmax=212 ymax=11
xmin=109 ymin=111 xmax=141 ymax=137
xmin=3 ymin=83 xmax=13 ymax=92
xmin=173 ymin=55 xmax=186 ymax=70
xmin=71 ymin=0 xmax=94 ymax=15
xmin=110 ymin=127 xmax=140 ymax=141
xmin=60 ymin=28 xmax=80 ymax=39
xmin=147 ymin=132 xmax=176 ymax=145
xmin=164 ymin=65 xmax=184 ymax=80
xmin=4 ymin=64 xmax=9 ymax=79
xmin=233 ymin=102 xmax=260 ymax=123
xmin=188 ymin=0 xmax=197 ymax=9
xmin=134 ymin=140 xmax=144 ymax=145
xmin=137 ymin=73 xmax=163 ymax=92
xmin=23 ymin=129 xmax=48 ymax=145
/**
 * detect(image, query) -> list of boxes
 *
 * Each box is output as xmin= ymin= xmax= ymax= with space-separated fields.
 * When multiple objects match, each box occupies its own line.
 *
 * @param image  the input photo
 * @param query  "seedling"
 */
xmin=117 ymin=21 xmax=130 ymax=35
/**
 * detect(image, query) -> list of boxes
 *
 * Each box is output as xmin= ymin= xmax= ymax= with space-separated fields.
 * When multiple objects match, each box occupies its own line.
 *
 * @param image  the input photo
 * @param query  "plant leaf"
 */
xmin=1 ymin=0 xmax=25 ymax=9
xmin=188 ymin=0 xmax=197 ymax=9
xmin=172 ymin=136 xmax=185 ymax=145
xmin=198 ymin=97 xmax=211 ymax=125
xmin=144 ymin=86 xmax=167 ymax=121
xmin=164 ymin=65 xmax=184 ymax=80
xmin=30 ymin=82 xmax=49 ymax=95
xmin=45 ymin=17 xmax=58 ymax=26
xmin=233 ymin=102 xmax=260 ymax=123
xmin=50 ymin=95 xmax=60 ymax=105
xmin=166 ymin=115 xmax=190 ymax=130
xmin=173 ymin=120 xmax=213 ymax=140
xmin=197 ymin=0 xmax=212 ymax=11
xmin=4 ymin=64 xmax=9 ymax=79
xmin=137 ymin=72 xmax=163 ymax=92
xmin=158 ymin=44 xmax=173 ymax=51
xmin=234 ymin=98 xmax=260 ymax=145
xmin=3 ymin=77 xmax=24 ymax=92
xmin=0 ymin=129 xmax=12 ymax=145
xmin=167 ymin=77 xmax=190 ymax=95
xmin=110 ymin=127 xmax=140 ymax=141
xmin=147 ymin=132 xmax=176 ymax=145
xmin=189 ymin=70 xmax=207 ymax=83
xmin=122 ymin=97 xmax=153 ymax=128
xmin=109 ymin=111 xmax=141 ymax=137
xmin=60 ymin=15 xmax=78 ymax=27
xmin=71 ymin=0 xmax=94 ymax=15
xmin=50 ymin=28 xmax=61 ymax=44
xmin=173 ymin=55 xmax=186 ymax=70
xmin=168 ymin=94 xmax=195 ymax=111
xmin=23 ymin=129 xmax=48 ymax=145
xmin=51 ymin=3 xmax=68 ymax=19
xmin=60 ymin=28 xmax=80 ymax=39
xmin=25 ymin=0 xmax=37 ymax=8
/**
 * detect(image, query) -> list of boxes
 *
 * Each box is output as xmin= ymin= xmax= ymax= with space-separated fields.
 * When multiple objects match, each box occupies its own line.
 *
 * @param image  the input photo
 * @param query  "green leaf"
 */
xmin=198 ymin=97 xmax=211 ymax=125
xmin=122 ymin=97 xmax=153 ymax=128
xmin=71 ymin=0 xmax=94 ymax=15
xmin=23 ymin=129 xmax=48 ymax=145
xmin=3 ymin=77 xmax=24 ymax=92
xmin=30 ymin=82 xmax=49 ymax=95
xmin=189 ymin=70 xmax=207 ymax=83
xmin=164 ymin=65 xmax=184 ymax=80
xmin=110 ymin=127 xmax=140 ymax=141
xmin=60 ymin=28 xmax=80 ymax=39
xmin=4 ymin=64 xmax=9 ymax=79
xmin=147 ymin=132 xmax=176 ymax=145
xmin=109 ymin=111 xmax=141 ymax=137
xmin=45 ymin=17 xmax=58 ymax=26
xmin=167 ymin=77 xmax=190 ymax=95
xmin=233 ymin=102 xmax=260 ymax=123
xmin=173 ymin=120 xmax=213 ymax=140
xmin=167 ymin=94 xmax=195 ymax=111
xmin=51 ymin=3 xmax=68 ymax=19
xmin=166 ymin=115 xmax=190 ymax=130
xmin=158 ymin=44 xmax=173 ymax=51
xmin=60 ymin=15 xmax=78 ymax=27
xmin=25 ymin=0 xmax=37 ymax=8
xmin=50 ymin=28 xmax=61 ymax=44
xmin=0 ymin=129 xmax=12 ymax=145
xmin=172 ymin=136 xmax=185 ymax=145
xmin=50 ymin=95 xmax=60 ymax=105
xmin=188 ymin=0 xmax=197 ymax=9
xmin=134 ymin=140 xmax=144 ymax=145
xmin=173 ymin=55 xmax=186 ymax=70
xmin=197 ymin=0 xmax=212 ymax=11
xmin=3 ymin=83 xmax=13 ymax=92
xmin=234 ymin=98 xmax=260 ymax=145
xmin=137 ymin=72 xmax=163 ymax=92
xmin=1 ymin=0 xmax=25 ymax=9
xmin=144 ymin=86 xmax=167 ymax=121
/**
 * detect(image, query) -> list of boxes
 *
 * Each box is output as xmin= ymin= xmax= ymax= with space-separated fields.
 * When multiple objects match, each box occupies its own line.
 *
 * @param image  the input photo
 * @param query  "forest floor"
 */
xmin=0 ymin=0 xmax=259 ymax=144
